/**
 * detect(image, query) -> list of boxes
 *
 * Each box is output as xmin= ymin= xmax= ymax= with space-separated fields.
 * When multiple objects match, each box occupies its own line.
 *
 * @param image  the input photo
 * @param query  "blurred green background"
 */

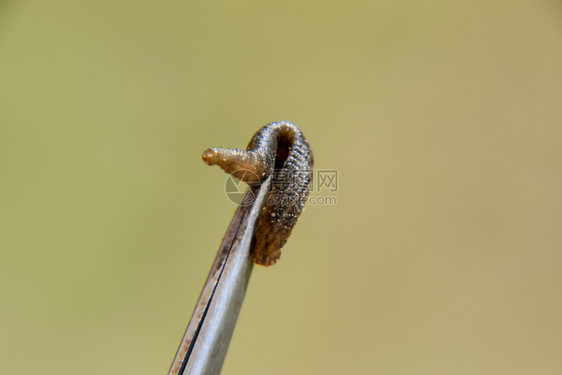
xmin=1 ymin=1 xmax=561 ymax=374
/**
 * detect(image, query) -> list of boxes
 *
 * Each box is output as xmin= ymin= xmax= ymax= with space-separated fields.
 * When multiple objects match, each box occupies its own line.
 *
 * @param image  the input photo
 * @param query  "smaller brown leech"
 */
xmin=202 ymin=121 xmax=314 ymax=266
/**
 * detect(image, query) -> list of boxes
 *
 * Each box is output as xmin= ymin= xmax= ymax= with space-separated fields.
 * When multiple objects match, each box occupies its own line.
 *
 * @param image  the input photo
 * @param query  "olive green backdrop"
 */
xmin=1 ymin=1 xmax=561 ymax=374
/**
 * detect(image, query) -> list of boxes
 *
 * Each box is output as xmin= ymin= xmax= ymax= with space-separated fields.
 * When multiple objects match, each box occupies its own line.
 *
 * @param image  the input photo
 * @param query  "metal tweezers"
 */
xmin=168 ymin=176 xmax=272 ymax=375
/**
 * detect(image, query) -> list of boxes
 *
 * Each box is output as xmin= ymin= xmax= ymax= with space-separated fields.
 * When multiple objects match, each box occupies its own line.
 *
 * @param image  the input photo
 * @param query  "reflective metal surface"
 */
xmin=169 ymin=177 xmax=271 ymax=375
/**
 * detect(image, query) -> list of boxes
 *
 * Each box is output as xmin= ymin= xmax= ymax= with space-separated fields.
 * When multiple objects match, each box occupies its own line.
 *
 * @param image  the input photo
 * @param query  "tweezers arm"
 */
xmin=169 ymin=177 xmax=272 ymax=375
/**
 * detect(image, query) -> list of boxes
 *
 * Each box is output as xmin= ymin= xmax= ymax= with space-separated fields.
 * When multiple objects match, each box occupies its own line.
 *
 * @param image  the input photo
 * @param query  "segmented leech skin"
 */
xmin=202 ymin=121 xmax=314 ymax=266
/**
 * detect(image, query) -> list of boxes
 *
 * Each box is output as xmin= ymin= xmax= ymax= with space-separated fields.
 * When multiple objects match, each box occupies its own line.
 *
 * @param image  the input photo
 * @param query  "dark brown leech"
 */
xmin=202 ymin=121 xmax=314 ymax=266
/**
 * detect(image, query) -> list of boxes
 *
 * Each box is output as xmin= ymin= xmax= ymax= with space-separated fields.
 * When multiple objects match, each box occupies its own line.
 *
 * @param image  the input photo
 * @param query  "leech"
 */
xmin=202 ymin=121 xmax=314 ymax=266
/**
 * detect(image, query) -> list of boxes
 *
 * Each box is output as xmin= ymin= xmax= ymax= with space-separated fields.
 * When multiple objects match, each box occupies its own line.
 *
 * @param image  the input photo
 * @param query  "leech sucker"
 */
xmin=202 ymin=121 xmax=314 ymax=266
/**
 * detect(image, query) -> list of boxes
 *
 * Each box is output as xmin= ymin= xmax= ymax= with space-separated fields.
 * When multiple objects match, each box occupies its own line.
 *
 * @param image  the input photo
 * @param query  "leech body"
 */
xmin=202 ymin=121 xmax=313 ymax=266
